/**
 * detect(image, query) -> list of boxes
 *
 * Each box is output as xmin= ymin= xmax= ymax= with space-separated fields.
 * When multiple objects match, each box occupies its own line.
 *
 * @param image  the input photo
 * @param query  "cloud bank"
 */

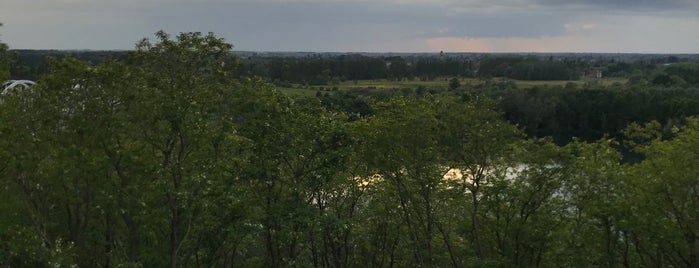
xmin=1 ymin=0 xmax=698 ymax=52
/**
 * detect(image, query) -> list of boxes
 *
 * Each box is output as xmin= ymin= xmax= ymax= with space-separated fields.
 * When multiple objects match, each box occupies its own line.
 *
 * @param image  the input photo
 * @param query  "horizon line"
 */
xmin=8 ymin=48 xmax=699 ymax=55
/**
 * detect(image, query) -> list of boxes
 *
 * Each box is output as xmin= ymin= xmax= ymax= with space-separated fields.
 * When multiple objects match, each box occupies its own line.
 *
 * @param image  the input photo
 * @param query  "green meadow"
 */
xmin=278 ymin=77 xmax=629 ymax=96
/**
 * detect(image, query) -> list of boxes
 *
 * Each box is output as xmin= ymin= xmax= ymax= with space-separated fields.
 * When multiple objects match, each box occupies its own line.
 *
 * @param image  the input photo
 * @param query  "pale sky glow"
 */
xmin=1 ymin=0 xmax=699 ymax=53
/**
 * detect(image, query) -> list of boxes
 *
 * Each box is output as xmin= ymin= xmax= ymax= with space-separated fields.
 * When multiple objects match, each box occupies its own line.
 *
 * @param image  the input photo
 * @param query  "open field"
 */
xmin=513 ymin=77 xmax=628 ymax=88
xmin=276 ymin=86 xmax=320 ymax=98
xmin=277 ymin=77 xmax=629 ymax=96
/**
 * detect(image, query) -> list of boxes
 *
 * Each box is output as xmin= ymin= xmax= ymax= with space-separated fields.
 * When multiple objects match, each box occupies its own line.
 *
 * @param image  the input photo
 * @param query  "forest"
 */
xmin=1 ymin=32 xmax=698 ymax=267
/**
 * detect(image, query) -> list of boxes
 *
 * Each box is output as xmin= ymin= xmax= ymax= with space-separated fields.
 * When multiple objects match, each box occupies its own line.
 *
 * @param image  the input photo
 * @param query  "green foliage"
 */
xmin=498 ymin=85 xmax=699 ymax=144
xmin=0 ymin=23 xmax=10 ymax=81
xmin=448 ymin=77 xmax=460 ymax=90
xmin=623 ymin=118 xmax=699 ymax=267
xmin=517 ymin=61 xmax=574 ymax=80
xmin=664 ymin=62 xmax=699 ymax=84
xmin=480 ymin=138 xmax=568 ymax=266
xmin=478 ymin=56 xmax=524 ymax=77
xmin=2 ymin=30 xmax=698 ymax=267
xmin=558 ymin=139 xmax=626 ymax=266
xmin=621 ymin=120 xmax=663 ymax=151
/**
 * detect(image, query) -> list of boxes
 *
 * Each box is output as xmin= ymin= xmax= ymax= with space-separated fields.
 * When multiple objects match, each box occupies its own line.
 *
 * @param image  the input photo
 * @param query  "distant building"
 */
xmin=584 ymin=69 xmax=603 ymax=79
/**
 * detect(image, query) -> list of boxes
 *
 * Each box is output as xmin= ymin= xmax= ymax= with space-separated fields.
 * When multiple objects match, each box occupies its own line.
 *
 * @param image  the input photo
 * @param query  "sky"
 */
xmin=1 ymin=0 xmax=699 ymax=53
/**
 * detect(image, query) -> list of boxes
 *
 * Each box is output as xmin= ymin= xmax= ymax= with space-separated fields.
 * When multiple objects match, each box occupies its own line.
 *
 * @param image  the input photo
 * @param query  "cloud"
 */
xmin=416 ymin=12 xmax=571 ymax=39
xmin=425 ymin=36 xmax=591 ymax=53
xmin=563 ymin=23 xmax=596 ymax=33
xmin=533 ymin=0 xmax=698 ymax=12
xmin=426 ymin=14 xmax=699 ymax=53
xmin=263 ymin=0 xmax=699 ymax=12
xmin=1 ymin=0 xmax=698 ymax=52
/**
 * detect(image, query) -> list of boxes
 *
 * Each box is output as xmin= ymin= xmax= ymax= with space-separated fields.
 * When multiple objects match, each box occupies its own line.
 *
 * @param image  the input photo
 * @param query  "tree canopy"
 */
xmin=1 ymin=31 xmax=698 ymax=267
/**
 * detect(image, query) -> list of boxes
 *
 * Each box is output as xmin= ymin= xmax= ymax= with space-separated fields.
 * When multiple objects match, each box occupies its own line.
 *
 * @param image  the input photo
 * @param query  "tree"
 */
xmin=436 ymin=97 xmax=520 ymax=263
xmin=0 ymin=22 xmax=10 ymax=81
xmin=557 ymin=138 xmax=627 ymax=266
xmin=220 ymin=80 xmax=364 ymax=267
xmin=0 ymin=31 xmax=256 ymax=267
xmin=623 ymin=118 xmax=699 ymax=267
xmin=127 ymin=30 xmax=245 ymax=267
xmin=479 ymin=138 xmax=568 ymax=266
xmin=353 ymin=95 xmax=523 ymax=266
xmin=449 ymin=77 xmax=461 ymax=90
xmin=0 ymin=56 xmax=148 ymax=266
xmin=358 ymin=96 xmax=451 ymax=266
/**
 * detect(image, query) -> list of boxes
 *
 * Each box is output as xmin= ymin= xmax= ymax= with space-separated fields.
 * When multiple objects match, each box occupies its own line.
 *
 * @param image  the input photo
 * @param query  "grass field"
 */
xmin=513 ymin=77 xmax=628 ymax=89
xmin=277 ymin=77 xmax=629 ymax=97
xmin=276 ymin=86 xmax=320 ymax=98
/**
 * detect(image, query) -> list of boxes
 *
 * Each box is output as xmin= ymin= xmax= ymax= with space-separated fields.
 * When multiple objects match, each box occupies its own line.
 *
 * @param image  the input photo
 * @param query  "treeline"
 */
xmin=244 ymin=55 xmax=474 ymax=85
xmin=493 ymin=60 xmax=699 ymax=143
xmin=8 ymin=49 xmax=128 ymax=80
xmin=315 ymin=77 xmax=699 ymax=145
xmin=650 ymin=62 xmax=699 ymax=86
xmin=1 ymin=32 xmax=698 ymax=267
xmin=497 ymin=84 xmax=699 ymax=143
xmin=0 ymin=40 xmax=9 ymax=81
xmin=243 ymin=53 xmax=693 ymax=84
xmin=14 ymin=50 xmax=690 ymax=85
xmin=8 ymin=50 xmax=476 ymax=84
xmin=478 ymin=57 xmax=578 ymax=80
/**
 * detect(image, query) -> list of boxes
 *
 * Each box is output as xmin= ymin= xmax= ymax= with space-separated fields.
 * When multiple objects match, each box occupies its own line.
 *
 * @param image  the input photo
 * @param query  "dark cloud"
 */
xmin=1 ymin=0 xmax=698 ymax=52
xmin=148 ymin=1 xmax=571 ymax=50
xmin=414 ymin=12 xmax=569 ymax=39
xmin=133 ymin=1 xmax=432 ymax=51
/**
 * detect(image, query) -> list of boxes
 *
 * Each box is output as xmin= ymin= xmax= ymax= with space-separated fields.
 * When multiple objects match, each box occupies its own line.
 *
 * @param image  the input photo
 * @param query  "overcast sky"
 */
xmin=2 ymin=0 xmax=699 ymax=53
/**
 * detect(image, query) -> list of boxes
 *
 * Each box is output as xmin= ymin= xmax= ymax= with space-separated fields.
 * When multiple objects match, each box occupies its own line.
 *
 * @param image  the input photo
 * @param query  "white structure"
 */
xmin=2 ymin=80 xmax=36 ymax=94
